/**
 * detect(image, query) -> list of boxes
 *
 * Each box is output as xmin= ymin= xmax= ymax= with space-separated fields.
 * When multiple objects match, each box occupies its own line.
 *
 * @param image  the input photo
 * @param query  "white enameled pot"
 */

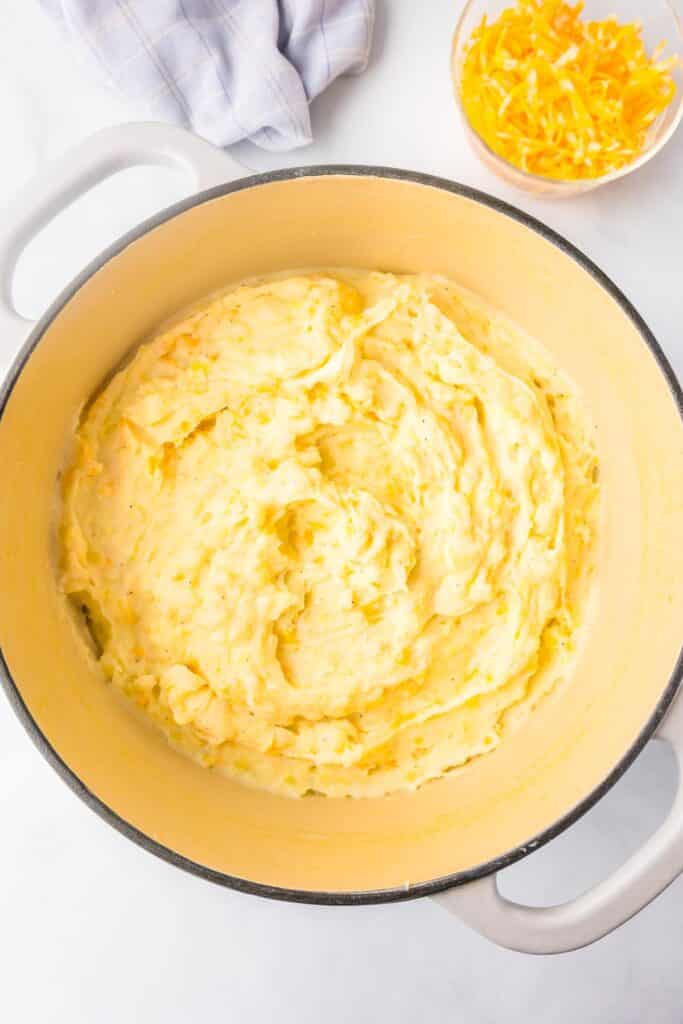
xmin=1 ymin=123 xmax=682 ymax=954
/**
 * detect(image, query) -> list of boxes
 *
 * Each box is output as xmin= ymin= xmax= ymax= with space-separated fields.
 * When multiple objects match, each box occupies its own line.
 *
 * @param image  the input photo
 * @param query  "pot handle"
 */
xmin=434 ymin=690 xmax=683 ymax=953
xmin=0 ymin=123 xmax=244 ymax=362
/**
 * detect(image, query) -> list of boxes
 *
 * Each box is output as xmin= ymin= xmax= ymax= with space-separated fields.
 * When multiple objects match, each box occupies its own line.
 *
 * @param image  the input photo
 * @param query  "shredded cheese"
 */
xmin=459 ymin=0 xmax=678 ymax=180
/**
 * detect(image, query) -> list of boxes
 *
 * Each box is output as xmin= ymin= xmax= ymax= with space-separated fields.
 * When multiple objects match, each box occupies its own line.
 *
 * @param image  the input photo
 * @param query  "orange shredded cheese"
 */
xmin=459 ymin=0 xmax=678 ymax=180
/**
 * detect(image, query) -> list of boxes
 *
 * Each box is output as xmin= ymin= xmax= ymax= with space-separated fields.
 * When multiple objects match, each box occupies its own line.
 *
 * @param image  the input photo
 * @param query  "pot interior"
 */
xmin=1 ymin=172 xmax=682 ymax=896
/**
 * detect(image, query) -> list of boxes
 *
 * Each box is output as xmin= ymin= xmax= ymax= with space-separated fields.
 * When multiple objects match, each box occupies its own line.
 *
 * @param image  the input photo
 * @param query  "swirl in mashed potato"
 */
xmin=60 ymin=271 xmax=598 ymax=798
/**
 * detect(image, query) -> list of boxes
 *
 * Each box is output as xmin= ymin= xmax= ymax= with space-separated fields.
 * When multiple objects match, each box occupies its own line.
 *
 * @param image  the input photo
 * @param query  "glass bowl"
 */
xmin=451 ymin=0 xmax=683 ymax=196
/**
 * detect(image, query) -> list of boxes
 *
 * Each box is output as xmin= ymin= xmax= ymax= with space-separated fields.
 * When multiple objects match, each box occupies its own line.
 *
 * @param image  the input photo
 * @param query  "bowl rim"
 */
xmin=449 ymin=0 xmax=683 ymax=192
xmin=1 ymin=164 xmax=682 ymax=906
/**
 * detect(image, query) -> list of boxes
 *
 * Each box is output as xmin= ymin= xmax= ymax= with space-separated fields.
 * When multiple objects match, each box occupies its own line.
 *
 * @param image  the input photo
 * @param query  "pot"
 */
xmin=1 ymin=123 xmax=682 ymax=955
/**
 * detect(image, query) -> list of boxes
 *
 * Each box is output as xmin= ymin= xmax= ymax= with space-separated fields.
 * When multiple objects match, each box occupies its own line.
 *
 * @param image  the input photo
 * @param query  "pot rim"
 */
xmin=1 ymin=164 xmax=682 ymax=906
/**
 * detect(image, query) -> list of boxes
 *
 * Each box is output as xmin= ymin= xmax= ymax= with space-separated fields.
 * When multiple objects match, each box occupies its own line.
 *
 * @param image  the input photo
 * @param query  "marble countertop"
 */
xmin=1 ymin=2 xmax=682 ymax=1021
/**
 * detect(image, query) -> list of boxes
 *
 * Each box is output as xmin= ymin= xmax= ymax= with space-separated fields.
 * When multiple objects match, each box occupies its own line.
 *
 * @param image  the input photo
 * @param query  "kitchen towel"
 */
xmin=39 ymin=0 xmax=375 ymax=150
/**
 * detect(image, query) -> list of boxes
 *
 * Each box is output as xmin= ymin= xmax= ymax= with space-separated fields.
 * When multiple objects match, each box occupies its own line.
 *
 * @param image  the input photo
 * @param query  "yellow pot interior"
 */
xmin=1 ymin=173 xmax=682 ymax=895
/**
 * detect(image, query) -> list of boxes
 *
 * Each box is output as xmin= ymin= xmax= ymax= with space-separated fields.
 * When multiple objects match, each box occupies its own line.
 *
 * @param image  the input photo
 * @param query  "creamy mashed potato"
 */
xmin=59 ymin=271 xmax=598 ymax=798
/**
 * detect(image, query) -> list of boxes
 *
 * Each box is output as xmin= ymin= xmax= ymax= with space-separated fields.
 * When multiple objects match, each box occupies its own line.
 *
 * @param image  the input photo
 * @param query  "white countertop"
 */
xmin=1 ymin=2 xmax=683 ymax=1021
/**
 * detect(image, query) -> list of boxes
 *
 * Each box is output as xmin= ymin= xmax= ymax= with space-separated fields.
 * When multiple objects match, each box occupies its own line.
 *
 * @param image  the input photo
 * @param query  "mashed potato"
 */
xmin=59 ymin=271 xmax=598 ymax=798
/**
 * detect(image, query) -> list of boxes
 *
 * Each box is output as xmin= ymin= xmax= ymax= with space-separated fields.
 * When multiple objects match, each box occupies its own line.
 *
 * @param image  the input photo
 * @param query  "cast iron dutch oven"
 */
xmin=1 ymin=124 xmax=682 ymax=953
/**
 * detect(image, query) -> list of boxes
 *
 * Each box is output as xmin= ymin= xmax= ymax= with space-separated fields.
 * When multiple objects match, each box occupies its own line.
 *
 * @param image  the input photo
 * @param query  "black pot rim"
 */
xmin=1 ymin=164 xmax=682 ymax=907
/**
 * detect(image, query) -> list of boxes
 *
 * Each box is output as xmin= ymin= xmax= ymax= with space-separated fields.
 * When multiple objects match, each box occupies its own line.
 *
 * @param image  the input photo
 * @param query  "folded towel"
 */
xmin=39 ymin=0 xmax=375 ymax=150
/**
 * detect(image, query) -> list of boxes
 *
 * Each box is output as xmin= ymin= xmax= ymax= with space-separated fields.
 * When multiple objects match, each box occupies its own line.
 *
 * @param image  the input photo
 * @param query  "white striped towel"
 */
xmin=39 ymin=0 xmax=375 ymax=150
